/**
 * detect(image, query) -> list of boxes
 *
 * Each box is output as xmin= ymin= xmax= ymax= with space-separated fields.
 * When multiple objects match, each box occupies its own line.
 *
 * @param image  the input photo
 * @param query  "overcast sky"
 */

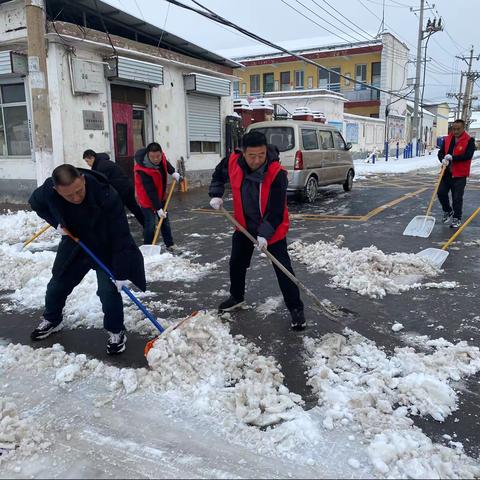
xmin=105 ymin=0 xmax=479 ymax=106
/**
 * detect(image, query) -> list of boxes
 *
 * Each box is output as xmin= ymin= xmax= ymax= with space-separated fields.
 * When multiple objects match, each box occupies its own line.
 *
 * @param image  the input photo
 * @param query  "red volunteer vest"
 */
xmin=134 ymin=153 xmax=168 ymax=209
xmin=228 ymin=152 xmax=289 ymax=245
xmin=444 ymin=132 xmax=472 ymax=178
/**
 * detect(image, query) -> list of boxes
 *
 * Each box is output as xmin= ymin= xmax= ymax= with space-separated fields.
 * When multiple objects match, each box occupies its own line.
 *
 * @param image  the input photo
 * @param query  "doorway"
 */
xmin=111 ymin=84 xmax=149 ymax=179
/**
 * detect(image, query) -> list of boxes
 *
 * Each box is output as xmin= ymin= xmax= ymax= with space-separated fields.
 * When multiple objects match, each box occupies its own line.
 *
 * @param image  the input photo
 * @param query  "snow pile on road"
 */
xmin=304 ymin=330 xmax=480 ymax=478
xmin=143 ymin=251 xmax=216 ymax=282
xmin=0 ymin=243 xmax=215 ymax=335
xmin=289 ymin=237 xmax=451 ymax=298
xmin=256 ymin=296 xmax=283 ymax=316
xmin=146 ymin=311 xmax=303 ymax=428
xmin=0 ymin=210 xmax=56 ymax=245
xmin=0 ymin=397 xmax=47 ymax=464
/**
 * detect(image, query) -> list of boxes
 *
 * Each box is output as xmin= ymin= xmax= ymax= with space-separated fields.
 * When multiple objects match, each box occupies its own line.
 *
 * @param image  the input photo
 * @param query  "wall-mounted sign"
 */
xmin=70 ymin=57 xmax=104 ymax=95
xmin=82 ymin=110 xmax=104 ymax=130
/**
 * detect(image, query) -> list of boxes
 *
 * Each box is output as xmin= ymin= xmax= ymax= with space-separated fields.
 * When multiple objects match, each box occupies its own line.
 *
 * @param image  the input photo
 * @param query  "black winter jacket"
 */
xmin=209 ymin=145 xmax=288 ymax=240
xmin=29 ymin=169 xmax=146 ymax=290
xmin=91 ymin=153 xmax=135 ymax=199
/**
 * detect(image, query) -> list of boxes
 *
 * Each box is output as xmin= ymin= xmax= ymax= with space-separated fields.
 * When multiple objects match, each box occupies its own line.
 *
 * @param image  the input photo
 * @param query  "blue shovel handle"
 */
xmin=65 ymin=229 xmax=165 ymax=333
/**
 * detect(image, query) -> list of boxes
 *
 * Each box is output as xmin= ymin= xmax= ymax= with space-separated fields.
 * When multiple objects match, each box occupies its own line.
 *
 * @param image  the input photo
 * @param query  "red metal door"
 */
xmin=112 ymin=102 xmax=134 ymax=180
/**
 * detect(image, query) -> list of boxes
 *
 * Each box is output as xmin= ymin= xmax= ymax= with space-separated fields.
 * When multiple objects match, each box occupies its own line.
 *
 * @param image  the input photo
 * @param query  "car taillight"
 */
xmin=294 ymin=150 xmax=304 ymax=170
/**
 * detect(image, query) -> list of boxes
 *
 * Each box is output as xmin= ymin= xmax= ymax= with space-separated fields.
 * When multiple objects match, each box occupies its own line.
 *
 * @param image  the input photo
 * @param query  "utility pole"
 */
xmin=25 ymin=0 xmax=54 ymax=184
xmin=411 ymin=0 xmax=425 ymax=146
xmin=461 ymin=46 xmax=480 ymax=125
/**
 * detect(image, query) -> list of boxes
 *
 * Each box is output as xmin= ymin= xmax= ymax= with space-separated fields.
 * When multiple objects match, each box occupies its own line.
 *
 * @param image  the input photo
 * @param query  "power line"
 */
xmin=280 ymin=0 xmax=361 ymax=44
xmin=166 ymin=0 xmax=419 ymax=103
xmin=312 ymin=0 xmax=374 ymax=42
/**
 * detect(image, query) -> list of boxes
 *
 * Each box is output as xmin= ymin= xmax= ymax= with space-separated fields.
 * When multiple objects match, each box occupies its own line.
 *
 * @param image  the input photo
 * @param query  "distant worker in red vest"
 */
xmin=209 ymin=131 xmax=305 ymax=330
xmin=437 ymin=119 xmax=476 ymax=228
xmin=134 ymin=142 xmax=181 ymax=251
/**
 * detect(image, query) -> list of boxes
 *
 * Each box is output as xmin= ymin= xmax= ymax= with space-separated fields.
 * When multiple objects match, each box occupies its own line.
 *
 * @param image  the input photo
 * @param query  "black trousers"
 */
xmin=141 ymin=207 xmax=174 ymax=247
xmin=229 ymin=230 xmax=304 ymax=312
xmin=43 ymin=254 xmax=125 ymax=333
xmin=437 ymin=171 xmax=467 ymax=219
xmin=123 ymin=190 xmax=145 ymax=226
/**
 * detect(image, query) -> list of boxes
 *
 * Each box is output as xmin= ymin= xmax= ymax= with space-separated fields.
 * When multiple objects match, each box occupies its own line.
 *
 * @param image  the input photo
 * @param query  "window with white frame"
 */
xmin=0 ymin=82 xmax=30 ymax=156
xmin=355 ymin=64 xmax=367 ymax=90
xmin=294 ymin=70 xmax=304 ymax=89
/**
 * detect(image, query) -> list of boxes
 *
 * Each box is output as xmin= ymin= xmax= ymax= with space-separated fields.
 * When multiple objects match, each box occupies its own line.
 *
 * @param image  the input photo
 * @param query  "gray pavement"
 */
xmin=1 ymin=170 xmax=480 ymax=456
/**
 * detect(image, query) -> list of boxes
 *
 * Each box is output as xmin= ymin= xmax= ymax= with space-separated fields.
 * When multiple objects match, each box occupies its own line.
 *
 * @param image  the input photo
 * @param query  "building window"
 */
xmin=189 ymin=140 xmax=220 ymax=153
xmin=241 ymin=83 xmax=247 ymax=94
xmin=233 ymin=80 xmax=239 ymax=97
xmin=187 ymin=93 xmax=221 ymax=155
xmin=280 ymin=71 xmax=291 ymax=91
xmin=250 ymin=74 xmax=260 ymax=93
xmin=307 ymin=76 xmax=313 ymax=89
xmin=0 ymin=82 xmax=30 ymax=156
xmin=371 ymin=62 xmax=381 ymax=100
xmin=355 ymin=64 xmax=367 ymax=90
xmin=318 ymin=67 xmax=340 ymax=92
xmin=294 ymin=70 xmax=304 ymax=89
xmin=263 ymin=72 xmax=274 ymax=93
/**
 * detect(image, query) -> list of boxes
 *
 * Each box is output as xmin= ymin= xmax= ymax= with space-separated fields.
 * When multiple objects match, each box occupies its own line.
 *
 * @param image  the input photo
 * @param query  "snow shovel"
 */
xmin=140 ymin=180 xmax=177 ymax=257
xmin=403 ymin=164 xmax=447 ymax=238
xmin=220 ymin=207 xmax=354 ymax=324
xmin=144 ymin=310 xmax=199 ymax=356
xmin=21 ymin=224 xmax=51 ymax=249
xmin=417 ymin=206 xmax=480 ymax=268
xmin=62 ymin=227 xmax=166 ymax=334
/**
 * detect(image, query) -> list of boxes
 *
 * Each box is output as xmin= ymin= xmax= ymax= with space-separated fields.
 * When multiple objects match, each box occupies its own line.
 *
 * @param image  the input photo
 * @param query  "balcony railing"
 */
xmin=340 ymin=87 xmax=380 ymax=102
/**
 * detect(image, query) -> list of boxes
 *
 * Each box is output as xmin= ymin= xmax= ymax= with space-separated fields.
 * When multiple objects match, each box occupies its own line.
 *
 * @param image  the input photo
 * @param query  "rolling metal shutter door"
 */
xmin=187 ymin=93 xmax=221 ymax=142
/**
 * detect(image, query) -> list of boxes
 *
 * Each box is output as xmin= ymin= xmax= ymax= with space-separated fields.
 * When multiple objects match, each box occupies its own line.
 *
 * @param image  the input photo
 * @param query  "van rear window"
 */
xmin=251 ymin=127 xmax=295 ymax=152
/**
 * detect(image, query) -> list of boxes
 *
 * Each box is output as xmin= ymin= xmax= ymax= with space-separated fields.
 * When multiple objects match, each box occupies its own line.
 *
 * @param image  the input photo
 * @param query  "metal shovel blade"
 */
xmin=403 ymin=215 xmax=436 ymax=238
xmin=139 ymin=244 xmax=162 ymax=257
xmin=416 ymin=248 xmax=449 ymax=269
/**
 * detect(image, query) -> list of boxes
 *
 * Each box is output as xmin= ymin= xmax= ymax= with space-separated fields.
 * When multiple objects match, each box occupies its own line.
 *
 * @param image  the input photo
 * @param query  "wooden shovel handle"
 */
xmin=152 ymin=180 xmax=177 ymax=246
xmin=442 ymin=206 xmax=480 ymax=251
xmin=23 ymin=224 xmax=51 ymax=248
xmin=424 ymin=164 xmax=447 ymax=218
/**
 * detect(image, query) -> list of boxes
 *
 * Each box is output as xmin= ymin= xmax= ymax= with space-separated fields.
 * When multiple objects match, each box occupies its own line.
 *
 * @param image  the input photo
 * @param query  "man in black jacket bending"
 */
xmin=83 ymin=150 xmax=144 ymax=226
xmin=209 ymin=131 xmax=305 ymax=330
xmin=29 ymin=164 xmax=147 ymax=354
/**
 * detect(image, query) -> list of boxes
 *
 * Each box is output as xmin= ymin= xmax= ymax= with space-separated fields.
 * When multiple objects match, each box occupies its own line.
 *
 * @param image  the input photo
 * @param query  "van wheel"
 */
xmin=302 ymin=176 xmax=318 ymax=203
xmin=343 ymin=170 xmax=354 ymax=192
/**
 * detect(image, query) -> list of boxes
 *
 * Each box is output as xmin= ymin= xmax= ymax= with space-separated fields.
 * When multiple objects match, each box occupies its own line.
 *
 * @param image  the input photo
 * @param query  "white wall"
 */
xmin=47 ymin=43 xmax=112 ymax=169
xmin=0 ymin=0 xmax=25 ymax=44
xmin=343 ymin=113 xmax=385 ymax=156
xmin=380 ymin=33 xmax=409 ymax=121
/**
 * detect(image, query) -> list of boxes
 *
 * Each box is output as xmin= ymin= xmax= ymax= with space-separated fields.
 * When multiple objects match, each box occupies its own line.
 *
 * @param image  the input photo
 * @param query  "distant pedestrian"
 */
xmin=83 ymin=150 xmax=144 ymax=226
xmin=134 ymin=142 xmax=182 ymax=252
xmin=29 ymin=164 xmax=146 ymax=354
xmin=437 ymin=119 xmax=476 ymax=228
xmin=209 ymin=131 xmax=306 ymax=330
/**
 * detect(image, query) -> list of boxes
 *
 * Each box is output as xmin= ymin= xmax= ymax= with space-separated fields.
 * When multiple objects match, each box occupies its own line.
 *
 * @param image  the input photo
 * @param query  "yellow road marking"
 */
xmin=192 ymin=187 xmax=429 ymax=223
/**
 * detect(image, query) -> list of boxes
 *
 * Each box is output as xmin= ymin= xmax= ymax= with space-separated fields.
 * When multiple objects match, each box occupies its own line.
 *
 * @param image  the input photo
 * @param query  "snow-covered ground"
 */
xmin=1 ymin=210 xmax=480 ymax=478
xmin=354 ymin=150 xmax=480 ymax=177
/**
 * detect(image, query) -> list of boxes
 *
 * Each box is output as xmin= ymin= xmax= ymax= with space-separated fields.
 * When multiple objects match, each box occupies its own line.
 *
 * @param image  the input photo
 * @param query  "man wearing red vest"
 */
xmin=437 ymin=119 xmax=476 ymax=228
xmin=209 ymin=131 xmax=305 ymax=330
xmin=134 ymin=142 xmax=181 ymax=250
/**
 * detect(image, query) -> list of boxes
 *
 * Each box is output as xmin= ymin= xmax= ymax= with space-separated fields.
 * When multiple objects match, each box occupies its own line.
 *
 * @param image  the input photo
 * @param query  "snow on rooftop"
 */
xmin=216 ymin=35 xmax=380 ymax=60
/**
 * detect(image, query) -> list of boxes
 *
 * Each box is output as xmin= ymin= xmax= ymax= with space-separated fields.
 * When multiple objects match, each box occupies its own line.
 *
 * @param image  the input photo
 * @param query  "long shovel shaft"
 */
xmin=64 ymin=229 xmax=164 ymax=333
xmin=424 ymin=165 xmax=447 ymax=218
xmin=23 ymin=224 xmax=51 ymax=248
xmin=442 ymin=206 xmax=480 ymax=251
xmin=152 ymin=180 xmax=177 ymax=246
xmin=220 ymin=208 xmax=339 ymax=322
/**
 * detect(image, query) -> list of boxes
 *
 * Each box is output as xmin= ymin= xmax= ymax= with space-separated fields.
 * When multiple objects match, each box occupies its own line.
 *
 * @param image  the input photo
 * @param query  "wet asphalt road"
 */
xmin=1 ymin=167 xmax=480 ymax=456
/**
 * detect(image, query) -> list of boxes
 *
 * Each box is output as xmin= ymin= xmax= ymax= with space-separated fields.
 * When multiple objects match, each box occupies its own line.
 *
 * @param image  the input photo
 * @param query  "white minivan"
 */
xmin=246 ymin=120 xmax=355 ymax=202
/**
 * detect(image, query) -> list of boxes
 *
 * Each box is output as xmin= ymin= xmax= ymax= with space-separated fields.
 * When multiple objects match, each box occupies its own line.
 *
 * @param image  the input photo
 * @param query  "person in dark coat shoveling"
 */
xmin=209 ymin=131 xmax=306 ymax=330
xmin=82 ymin=149 xmax=144 ymax=226
xmin=29 ymin=164 xmax=147 ymax=354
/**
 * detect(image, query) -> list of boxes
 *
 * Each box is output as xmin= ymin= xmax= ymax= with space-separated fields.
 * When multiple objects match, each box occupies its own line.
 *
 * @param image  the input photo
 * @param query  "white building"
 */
xmin=0 ymin=0 xmax=239 ymax=202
